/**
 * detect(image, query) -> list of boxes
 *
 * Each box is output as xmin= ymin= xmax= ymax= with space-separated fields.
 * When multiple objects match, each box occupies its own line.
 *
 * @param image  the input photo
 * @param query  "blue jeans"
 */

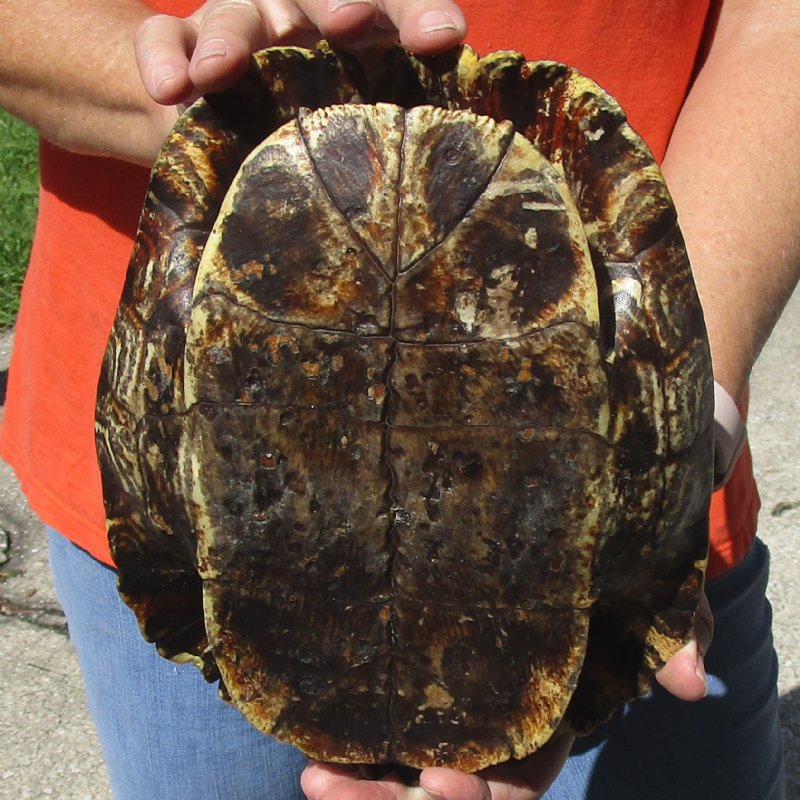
xmin=543 ymin=537 xmax=785 ymax=799
xmin=48 ymin=528 xmax=307 ymax=800
xmin=49 ymin=530 xmax=784 ymax=799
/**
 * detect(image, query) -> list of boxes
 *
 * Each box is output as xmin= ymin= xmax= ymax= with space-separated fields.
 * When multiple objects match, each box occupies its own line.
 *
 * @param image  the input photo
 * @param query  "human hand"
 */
xmin=655 ymin=590 xmax=714 ymax=701
xmin=135 ymin=0 xmax=468 ymax=106
xmin=300 ymin=734 xmax=575 ymax=800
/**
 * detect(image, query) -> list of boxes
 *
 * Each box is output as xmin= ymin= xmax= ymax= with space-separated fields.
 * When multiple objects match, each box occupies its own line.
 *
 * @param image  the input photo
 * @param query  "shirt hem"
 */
xmin=0 ymin=430 xmax=115 ymax=567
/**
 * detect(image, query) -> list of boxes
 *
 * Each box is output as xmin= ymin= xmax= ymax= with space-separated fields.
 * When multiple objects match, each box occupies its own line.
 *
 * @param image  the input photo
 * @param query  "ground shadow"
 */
xmin=0 ymin=368 xmax=7 ymax=405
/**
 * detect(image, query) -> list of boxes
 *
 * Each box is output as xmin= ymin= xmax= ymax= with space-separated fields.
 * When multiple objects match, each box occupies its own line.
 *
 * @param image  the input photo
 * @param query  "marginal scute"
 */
xmin=96 ymin=41 xmax=714 ymax=773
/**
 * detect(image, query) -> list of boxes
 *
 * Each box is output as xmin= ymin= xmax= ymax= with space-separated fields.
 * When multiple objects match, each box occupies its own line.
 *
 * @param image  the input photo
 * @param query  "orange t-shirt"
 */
xmin=0 ymin=0 xmax=757 ymax=576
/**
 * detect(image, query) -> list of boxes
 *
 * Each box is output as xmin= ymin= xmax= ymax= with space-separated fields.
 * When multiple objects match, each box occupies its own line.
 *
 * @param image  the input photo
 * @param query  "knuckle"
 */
xmin=135 ymin=14 xmax=187 ymax=58
xmin=136 ymin=13 xmax=175 ymax=39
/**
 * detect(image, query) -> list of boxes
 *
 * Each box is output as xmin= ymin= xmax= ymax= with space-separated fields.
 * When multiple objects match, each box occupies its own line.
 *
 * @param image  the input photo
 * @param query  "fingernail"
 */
xmin=194 ymin=38 xmax=228 ymax=63
xmin=418 ymin=10 xmax=460 ymax=33
xmin=421 ymin=789 xmax=446 ymax=800
xmin=151 ymin=64 xmax=176 ymax=93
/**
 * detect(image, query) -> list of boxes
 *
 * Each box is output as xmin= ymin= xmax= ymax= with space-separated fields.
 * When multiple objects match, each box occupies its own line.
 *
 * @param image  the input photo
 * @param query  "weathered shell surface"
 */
xmin=95 ymin=42 xmax=714 ymax=772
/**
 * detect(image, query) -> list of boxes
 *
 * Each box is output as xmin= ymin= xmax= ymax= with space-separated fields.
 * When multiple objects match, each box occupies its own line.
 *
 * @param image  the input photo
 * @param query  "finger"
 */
xmin=479 ymin=735 xmax=574 ymax=800
xmin=655 ymin=592 xmax=713 ymax=701
xmin=655 ymin=639 xmax=707 ymax=700
xmin=289 ymin=0 xmax=382 ymax=43
xmin=376 ymin=0 xmax=467 ymax=53
xmin=280 ymin=0 xmax=465 ymax=51
xmin=135 ymin=14 xmax=197 ymax=103
xmin=419 ymin=767 xmax=491 ymax=800
xmin=186 ymin=0 xmax=271 ymax=92
xmin=301 ymin=761 xmax=422 ymax=800
xmin=418 ymin=735 xmax=573 ymax=800
xmin=187 ymin=0 xmax=373 ymax=92
xmin=300 ymin=761 xmax=360 ymax=799
xmin=300 ymin=763 xmax=373 ymax=800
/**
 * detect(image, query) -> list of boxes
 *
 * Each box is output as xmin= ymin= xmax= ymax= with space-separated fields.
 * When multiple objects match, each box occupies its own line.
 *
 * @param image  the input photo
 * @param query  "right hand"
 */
xmin=301 ymin=734 xmax=575 ymax=800
xmin=135 ymin=0 xmax=468 ymax=106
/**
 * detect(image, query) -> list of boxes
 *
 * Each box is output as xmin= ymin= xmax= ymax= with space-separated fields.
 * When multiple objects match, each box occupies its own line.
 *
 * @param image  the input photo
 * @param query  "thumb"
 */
xmin=655 ymin=592 xmax=713 ymax=701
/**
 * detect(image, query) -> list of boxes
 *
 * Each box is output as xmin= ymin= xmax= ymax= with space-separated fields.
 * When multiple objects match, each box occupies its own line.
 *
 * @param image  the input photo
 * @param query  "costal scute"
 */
xmin=95 ymin=42 xmax=714 ymax=772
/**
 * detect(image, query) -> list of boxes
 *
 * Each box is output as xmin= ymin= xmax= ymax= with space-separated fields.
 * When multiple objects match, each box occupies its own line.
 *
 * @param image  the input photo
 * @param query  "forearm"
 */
xmin=661 ymin=0 xmax=800 ymax=401
xmin=0 ymin=0 xmax=466 ymax=164
xmin=0 ymin=0 xmax=177 ymax=164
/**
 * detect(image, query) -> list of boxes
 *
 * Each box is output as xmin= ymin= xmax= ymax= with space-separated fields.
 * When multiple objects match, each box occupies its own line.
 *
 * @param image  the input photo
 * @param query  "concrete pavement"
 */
xmin=0 ymin=289 xmax=798 ymax=799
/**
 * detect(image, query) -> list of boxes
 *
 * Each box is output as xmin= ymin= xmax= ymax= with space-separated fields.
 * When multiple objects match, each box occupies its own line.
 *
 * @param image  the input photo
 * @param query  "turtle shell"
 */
xmin=95 ymin=42 xmax=714 ymax=772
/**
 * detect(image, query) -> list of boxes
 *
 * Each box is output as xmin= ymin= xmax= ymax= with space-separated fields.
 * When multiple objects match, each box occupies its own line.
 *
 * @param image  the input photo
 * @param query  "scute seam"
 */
xmin=383 ymin=107 xmax=404 ymax=764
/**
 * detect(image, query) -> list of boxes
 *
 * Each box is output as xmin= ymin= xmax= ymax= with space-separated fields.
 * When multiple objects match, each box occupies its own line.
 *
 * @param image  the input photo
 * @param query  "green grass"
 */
xmin=0 ymin=110 xmax=39 ymax=328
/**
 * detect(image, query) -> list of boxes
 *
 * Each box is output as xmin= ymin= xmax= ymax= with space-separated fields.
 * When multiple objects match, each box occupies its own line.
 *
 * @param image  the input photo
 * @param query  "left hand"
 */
xmin=134 ymin=0 xmax=468 ymax=105
xmin=654 ymin=590 xmax=713 ymax=702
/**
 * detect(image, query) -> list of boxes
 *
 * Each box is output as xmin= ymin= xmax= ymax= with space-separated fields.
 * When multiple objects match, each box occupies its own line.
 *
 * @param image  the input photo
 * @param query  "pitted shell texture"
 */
xmin=95 ymin=41 xmax=714 ymax=772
